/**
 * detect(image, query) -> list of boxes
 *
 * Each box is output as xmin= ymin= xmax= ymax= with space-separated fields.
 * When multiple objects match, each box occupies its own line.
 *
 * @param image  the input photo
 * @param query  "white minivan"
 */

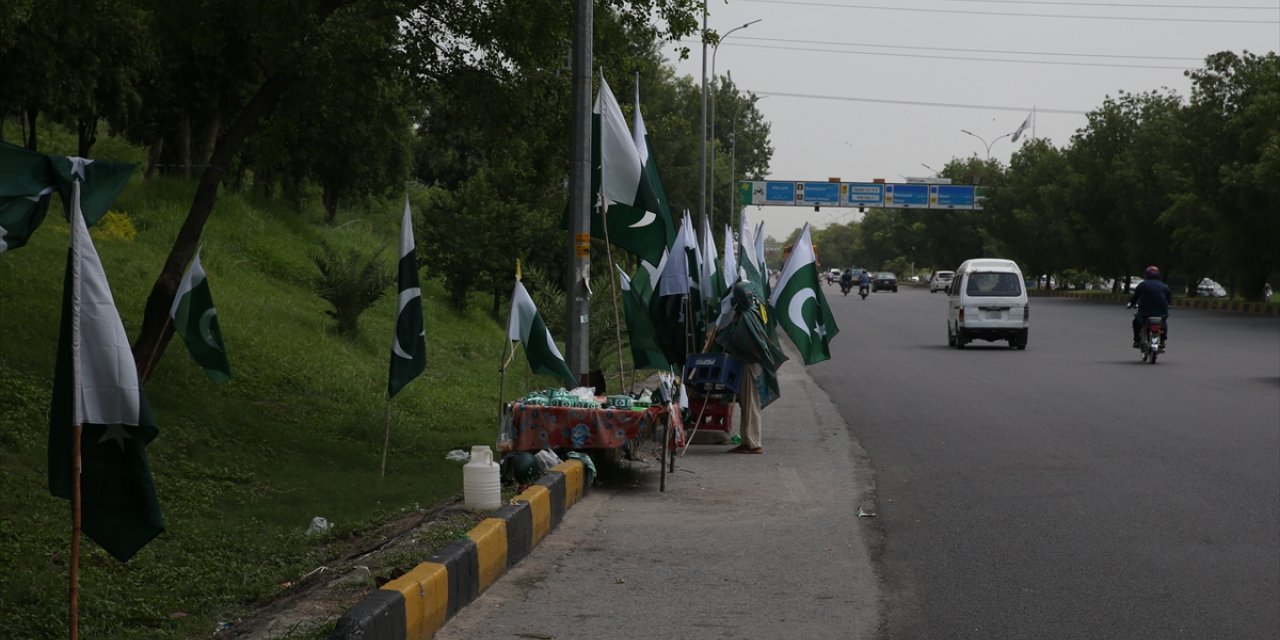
xmin=946 ymin=258 xmax=1029 ymax=349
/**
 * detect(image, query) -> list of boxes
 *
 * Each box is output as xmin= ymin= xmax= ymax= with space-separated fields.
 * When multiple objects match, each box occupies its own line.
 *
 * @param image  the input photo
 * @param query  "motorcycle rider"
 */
xmin=858 ymin=270 xmax=871 ymax=296
xmin=840 ymin=268 xmax=854 ymax=293
xmin=1128 ymin=265 xmax=1171 ymax=349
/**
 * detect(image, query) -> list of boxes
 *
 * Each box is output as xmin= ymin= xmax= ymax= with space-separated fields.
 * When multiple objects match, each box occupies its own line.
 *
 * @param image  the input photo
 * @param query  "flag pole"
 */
xmin=380 ymin=399 xmax=392 ymax=478
xmin=68 ymin=180 xmax=84 ymax=640
xmin=138 ymin=314 xmax=172 ymax=381
xmin=599 ymin=197 xmax=627 ymax=395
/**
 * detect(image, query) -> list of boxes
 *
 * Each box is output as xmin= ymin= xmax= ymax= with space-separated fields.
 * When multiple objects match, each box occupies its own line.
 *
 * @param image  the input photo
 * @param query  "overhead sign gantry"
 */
xmin=738 ymin=180 xmax=987 ymax=210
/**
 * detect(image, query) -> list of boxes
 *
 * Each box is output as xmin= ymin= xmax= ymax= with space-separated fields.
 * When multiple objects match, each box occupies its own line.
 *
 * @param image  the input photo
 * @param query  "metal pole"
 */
xmin=566 ymin=0 xmax=593 ymax=382
xmin=709 ymin=19 xmax=760 ymax=231
xmin=698 ymin=4 xmax=708 ymax=223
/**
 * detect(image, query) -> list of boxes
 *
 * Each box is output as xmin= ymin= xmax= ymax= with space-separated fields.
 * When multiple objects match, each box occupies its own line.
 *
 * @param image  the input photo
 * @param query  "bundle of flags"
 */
xmin=589 ymin=72 xmax=840 ymax=381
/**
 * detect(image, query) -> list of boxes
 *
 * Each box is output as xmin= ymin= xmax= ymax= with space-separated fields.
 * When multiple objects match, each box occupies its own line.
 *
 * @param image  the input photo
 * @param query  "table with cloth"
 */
xmin=506 ymin=402 xmax=683 ymax=452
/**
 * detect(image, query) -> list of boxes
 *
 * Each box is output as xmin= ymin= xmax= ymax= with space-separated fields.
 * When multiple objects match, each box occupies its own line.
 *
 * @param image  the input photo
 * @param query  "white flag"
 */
xmin=1012 ymin=112 xmax=1033 ymax=143
xmin=595 ymin=72 xmax=642 ymax=209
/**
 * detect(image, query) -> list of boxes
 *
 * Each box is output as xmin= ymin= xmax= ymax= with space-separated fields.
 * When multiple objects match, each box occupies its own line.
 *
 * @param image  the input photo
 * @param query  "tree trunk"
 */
xmin=132 ymin=72 xmax=298 ymax=381
xmin=77 ymin=118 xmax=98 ymax=157
xmin=179 ymin=114 xmax=192 ymax=179
xmin=145 ymin=137 xmax=165 ymax=179
xmin=322 ymin=182 xmax=340 ymax=225
xmin=200 ymin=111 xmax=221 ymax=168
xmin=24 ymin=108 xmax=38 ymax=150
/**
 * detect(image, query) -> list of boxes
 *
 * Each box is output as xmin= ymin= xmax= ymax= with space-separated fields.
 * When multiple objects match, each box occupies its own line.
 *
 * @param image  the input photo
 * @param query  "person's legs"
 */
xmin=736 ymin=363 xmax=763 ymax=451
xmin=1132 ymin=314 xmax=1142 ymax=346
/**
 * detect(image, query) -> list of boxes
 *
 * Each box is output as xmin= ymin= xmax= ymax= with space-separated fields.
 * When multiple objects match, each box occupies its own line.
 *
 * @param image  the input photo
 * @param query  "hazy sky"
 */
xmin=663 ymin=0 xmax=1280 ymax=241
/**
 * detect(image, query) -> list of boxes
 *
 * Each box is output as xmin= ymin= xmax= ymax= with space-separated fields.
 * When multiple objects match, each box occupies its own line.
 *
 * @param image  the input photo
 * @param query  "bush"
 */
xmin=310 ymin=242 xmax=394 ymax=336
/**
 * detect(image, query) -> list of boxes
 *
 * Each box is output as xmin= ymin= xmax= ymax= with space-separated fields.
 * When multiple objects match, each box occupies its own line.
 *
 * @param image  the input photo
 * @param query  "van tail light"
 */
xmin=1023 ymin=305 xmax=1030 ymax=322
xmin=959 ymin=307 xmax=965 ymax=324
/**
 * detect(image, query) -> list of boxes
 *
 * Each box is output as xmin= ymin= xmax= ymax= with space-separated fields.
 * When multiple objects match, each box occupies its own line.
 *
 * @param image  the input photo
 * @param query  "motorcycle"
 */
xmin=840 ymin=280 xmax=852 ymax=296
xmin=859 ymin=284 xmax=869 ymax=300
xmin=1129 ymin=305 xmax=1166 ymax=364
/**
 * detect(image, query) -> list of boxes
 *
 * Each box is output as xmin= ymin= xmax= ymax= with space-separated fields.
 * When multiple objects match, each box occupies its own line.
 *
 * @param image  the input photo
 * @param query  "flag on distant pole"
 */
xmin=388 ymin=196 xmax=427 ymax=397
xmin=48 ymin=181 xmax=164 ymax=562
xmin=508 ymin=279 xmax=577 ymax=388
xmin=768 ymin=223 xmax=839 ymax=365
xmin=168 ymin=247 xmax=231 ymax=384
xmin=1011 ymin=111 xmax=1033 ymax=143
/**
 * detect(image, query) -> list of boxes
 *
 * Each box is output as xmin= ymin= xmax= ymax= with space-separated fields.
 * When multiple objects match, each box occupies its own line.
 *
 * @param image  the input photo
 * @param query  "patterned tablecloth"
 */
xmin=507 ymin=403 xmax=681 ymax=451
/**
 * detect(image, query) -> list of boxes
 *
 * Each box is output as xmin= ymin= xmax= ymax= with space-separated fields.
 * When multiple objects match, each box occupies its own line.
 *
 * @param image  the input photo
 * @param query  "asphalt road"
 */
xmin=811 ymin=285 xmax=1280 ymax=639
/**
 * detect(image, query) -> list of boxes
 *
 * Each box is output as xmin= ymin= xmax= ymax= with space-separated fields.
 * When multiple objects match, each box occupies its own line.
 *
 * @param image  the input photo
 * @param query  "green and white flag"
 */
xmin=508 ymin=279 xmax=577 ymax=388
xmin=48 ymin=182 xmax=164 ymax=562
xmin=585 ymin=73 xmax=674 ymax=266
xmin=388 ymin=196 xmax=427 ymax=397
xmin=737 ymin=210 xmax=765 ymax=298
xmin=768 ymin=223 xmax=839 ymax=365
xmin=0 ymin=142 xmax=134 ymax=253
xmin=700 ymin=214 xmax=723 ymax=324
xmin=0 ymin=142 xmax=57 ymax=253
xmin=632 ymin=77 xmax=676 ymax=247
xmin=169 ymin=247 xmax=231 ymax=384
xmin=617 ymin=265 xmax=669 ymax=370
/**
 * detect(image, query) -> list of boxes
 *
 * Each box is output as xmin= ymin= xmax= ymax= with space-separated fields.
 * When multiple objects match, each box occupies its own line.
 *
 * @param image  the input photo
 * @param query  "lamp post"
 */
xmin=921 ymin=162 xmax=938 ymax=176
xmin=960 ymin=129 xmax=1012 ymax=160
xmin=707 ymin=18 xmax=760 ymax=229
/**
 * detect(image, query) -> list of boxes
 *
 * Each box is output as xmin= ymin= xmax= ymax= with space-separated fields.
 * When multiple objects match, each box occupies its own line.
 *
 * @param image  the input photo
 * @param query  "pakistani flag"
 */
xmin=768 ymin=224 xmax=839 ymax=365
xmin=699 ymin=214 xmax=723 ymax=323
xmin=0 ymin=142 xmax=57 ymax=253
xmin=508 ymin=279 xmax=577 ymax=388
xmin=48 ymin=182 xmax=164 ymax=562
xmin=1011 ymin=111 xmax=1033 ymax=143
xmin=737 ymin=210 xmax=765 ymax=298
xmin=0 ymin=142 xmax=135 ymax=253
xmin=169 ymin=247 xmax=231 ymax=384
xmin=617 ymin=265 xmax=668 ymax=370
xmin=581 ymin=74 xmax=674 ymax=266
xmin=388 ymin=197 xmax=427 ymax=398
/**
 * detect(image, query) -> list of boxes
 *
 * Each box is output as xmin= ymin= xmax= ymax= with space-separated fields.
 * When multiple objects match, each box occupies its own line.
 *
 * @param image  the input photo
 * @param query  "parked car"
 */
xmin=929 ymin=270 xmax=955 ymax=293
xmin=872 ymin=272 xmax=898 ymax=292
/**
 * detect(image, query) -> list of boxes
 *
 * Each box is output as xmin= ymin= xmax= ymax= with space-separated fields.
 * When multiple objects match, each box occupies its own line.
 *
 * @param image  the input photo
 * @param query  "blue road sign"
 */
xmin=799 ymin=182 xmax=840 ymax=205
xmin=886 ymin=183 xmax=929 ymax=207
xmin=764 ymin=181 xmax=795 ymax=203
xmin=844 ymin=182 xmax=885 ymax=207
xmin=931 ymin=185 xmax=975 ymax=209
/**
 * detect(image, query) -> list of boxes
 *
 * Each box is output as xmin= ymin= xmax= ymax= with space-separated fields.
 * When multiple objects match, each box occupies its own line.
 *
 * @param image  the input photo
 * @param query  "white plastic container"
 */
xmin=463 ymin=445 xmax=501 ymax=511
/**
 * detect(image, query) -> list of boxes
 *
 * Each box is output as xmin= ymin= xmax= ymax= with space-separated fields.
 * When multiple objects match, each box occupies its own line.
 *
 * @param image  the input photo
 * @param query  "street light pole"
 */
xmin=707 ymin=18 xmax=760 ymax=229
xmin=960 ymin=129 xmax=1013 ymax=160
xmin=921 ymin=162 xmax=938 ymax=176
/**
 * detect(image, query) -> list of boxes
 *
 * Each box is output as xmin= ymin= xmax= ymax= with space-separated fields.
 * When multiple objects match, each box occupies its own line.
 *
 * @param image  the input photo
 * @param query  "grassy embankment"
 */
xmin=0 ymin=133 xmax=544 ymax=638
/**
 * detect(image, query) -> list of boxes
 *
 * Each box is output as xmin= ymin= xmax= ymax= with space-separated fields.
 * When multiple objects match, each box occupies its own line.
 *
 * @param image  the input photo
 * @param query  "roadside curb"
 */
xmin=1028 ymin=289 xmax=1278 ymax=316
xmin=328 ymin=459 xmax=588 ymax=639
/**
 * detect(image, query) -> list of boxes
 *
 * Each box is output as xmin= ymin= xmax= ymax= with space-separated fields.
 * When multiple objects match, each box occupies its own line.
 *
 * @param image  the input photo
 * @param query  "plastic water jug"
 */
xmin=463 ymin=445 xmax=501 ymax=511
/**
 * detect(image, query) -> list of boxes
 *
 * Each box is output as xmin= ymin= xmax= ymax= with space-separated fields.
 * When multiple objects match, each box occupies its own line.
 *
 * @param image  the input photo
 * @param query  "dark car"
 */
xmin=872 ymin=272 xmax=898 ymax=292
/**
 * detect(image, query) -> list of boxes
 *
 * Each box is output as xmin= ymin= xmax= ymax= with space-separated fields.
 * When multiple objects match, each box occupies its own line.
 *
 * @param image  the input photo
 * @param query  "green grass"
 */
xmin=0 ymin=171 xmax=556 ymax=638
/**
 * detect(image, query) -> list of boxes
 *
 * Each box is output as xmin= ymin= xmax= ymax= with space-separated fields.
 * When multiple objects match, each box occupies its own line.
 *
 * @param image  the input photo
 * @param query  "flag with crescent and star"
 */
xmin=169 ymin=246 xmax=231 ymax=384
xmin=768 ymin=223 xmax=839 ymax=365
xmin=388 ymin=196 xmax=427 ymax=398
xmin=0 ymin=142 xmax=133 ymax=253
xmin=580 ymin=73 xmax=675 ymax=266
xmin=48 ymin=181 xmax=164 ymax=562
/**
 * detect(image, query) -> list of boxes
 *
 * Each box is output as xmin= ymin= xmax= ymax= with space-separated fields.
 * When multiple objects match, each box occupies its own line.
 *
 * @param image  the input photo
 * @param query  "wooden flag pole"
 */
xmin=138 ymin=314 xmax=172 ymax=381
xmin=599 ymin=200 xmax=627 ymax=396
xmin=68 ymin=179 xmax=84 ymax=640
xmin=380 ymin=399 xmax=392 ymax=478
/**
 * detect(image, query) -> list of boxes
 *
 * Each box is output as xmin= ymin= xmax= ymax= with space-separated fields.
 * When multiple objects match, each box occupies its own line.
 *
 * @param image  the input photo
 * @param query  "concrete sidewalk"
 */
xmin=434 ymin=351 xmax=882 ymax=640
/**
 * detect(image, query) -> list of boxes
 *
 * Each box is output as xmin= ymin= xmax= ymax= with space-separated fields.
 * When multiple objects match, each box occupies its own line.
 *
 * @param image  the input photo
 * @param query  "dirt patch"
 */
xmin=212 ymin=499 xmax=482 ymax=639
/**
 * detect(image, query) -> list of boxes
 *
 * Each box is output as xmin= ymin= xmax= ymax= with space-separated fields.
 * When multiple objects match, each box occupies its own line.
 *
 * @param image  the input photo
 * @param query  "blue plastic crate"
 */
xmin=683 ymin=353 xmax=742 ymax=395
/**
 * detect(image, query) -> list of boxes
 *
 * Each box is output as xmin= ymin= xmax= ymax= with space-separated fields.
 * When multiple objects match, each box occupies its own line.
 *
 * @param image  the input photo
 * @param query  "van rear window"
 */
xmin=966 ymin=272 xmax=1022 ymax=297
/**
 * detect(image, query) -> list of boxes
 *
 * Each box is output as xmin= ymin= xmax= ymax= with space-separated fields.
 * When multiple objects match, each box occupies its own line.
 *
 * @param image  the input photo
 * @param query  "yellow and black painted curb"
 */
xmin=328 ymin=459 xmax=588 ymax=640
xmin=1028 ymin=289 xmax=1278 ymax=316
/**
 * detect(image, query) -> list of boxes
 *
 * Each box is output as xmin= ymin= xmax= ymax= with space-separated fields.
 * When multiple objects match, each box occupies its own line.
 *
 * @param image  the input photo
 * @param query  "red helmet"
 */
xmin=1144 ymin=266 xmax=1160 ymax=279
